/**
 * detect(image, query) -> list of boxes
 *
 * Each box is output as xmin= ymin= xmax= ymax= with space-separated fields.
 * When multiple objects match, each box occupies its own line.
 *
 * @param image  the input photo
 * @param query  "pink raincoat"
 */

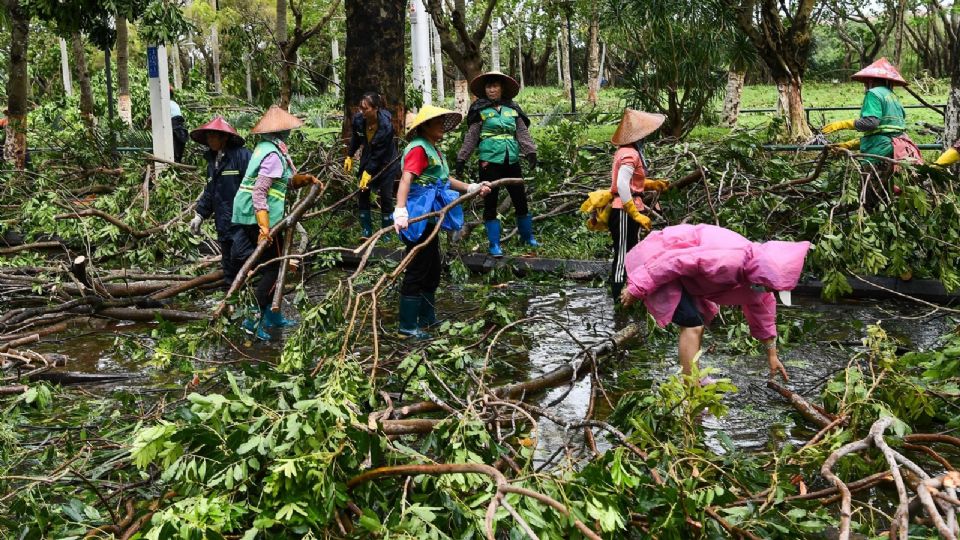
xmin=625 ymin=224 xmax=811 ymax=340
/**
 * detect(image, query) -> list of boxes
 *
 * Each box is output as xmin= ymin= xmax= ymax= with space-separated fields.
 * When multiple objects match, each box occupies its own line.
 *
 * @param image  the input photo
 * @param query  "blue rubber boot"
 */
xmin=262 ymin=308 xmax=298 ymax=329
xmin=359 ymin=210 xmax=373 ymax=239
xmin=398 ymin=295 xmax=430 ymax=339
xmin=484 ymin=220 xmax=504 ymax=258
xmin=517 ymin=215 xmax=540 ymax=248
xmin=419 ymin=290 xmax=438 ymax=329
xmin=241 ymin=307 xmax=271 ymax=341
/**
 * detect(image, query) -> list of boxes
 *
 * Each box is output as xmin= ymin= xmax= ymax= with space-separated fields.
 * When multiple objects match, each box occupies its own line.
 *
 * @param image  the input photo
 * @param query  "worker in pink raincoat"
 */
xmin=620 ymin=224 xmax=810 ymax=383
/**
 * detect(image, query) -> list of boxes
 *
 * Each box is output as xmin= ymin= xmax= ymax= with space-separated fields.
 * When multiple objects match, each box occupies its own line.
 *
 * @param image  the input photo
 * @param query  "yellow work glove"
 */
xmin=836 ymin=138 xmax=861 ymax=150
xmin=359 ymin=171 xmax=372 ymax=191
xmin=255 ymin=209 xmax=272 ymax=245
xmin=344 ymin=156 xmax=353 ymax=174
xmin=622 ymin=200 xmax=652 ymax=231
xmin=291 ymin=173 xmax=321 ymax=188
xmin=934 ymin=148 xmax=960 ymax=167
xmin=643 ymin=178 xmax=670 ymax=193
xmin=821 ymin=119 xmax=856 ymax=134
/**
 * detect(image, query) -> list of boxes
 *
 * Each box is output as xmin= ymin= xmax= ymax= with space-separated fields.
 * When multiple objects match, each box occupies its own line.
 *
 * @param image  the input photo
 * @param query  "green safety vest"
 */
xmin=478 ymin=106 xmax=520 ymax=164
xmin=403 ymin=137 xmax=449 ymax=185
xmin=859 ymin=86 xmax=906 ymax=160
xmin=232 ymin=140 xmax=293 ymax=227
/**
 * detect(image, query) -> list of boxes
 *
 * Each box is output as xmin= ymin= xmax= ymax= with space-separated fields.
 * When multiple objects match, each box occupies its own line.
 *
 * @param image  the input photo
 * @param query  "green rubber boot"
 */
xmin=398 ymin=295 xmax=429 ymax=339
xmin=419 ymin=290 xmax=438 ymax=329
xmin=359 ymin=210 xmax=373 ymax=239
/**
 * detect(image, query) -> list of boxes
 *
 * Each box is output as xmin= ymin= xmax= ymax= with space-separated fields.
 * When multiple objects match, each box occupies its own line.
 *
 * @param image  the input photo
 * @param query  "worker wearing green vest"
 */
xmin=456 ymin=71 xmax=538 ymax=257
xmin=822 ymin=58 xmax=921 ymax=166
xmin=230 ymin=106 xmax=321 ymax=341
xmin=393 ymin=105 xmax=491 ymax=338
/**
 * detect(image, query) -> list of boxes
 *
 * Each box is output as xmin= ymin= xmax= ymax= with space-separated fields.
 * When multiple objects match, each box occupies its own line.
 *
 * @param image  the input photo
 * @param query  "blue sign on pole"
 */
xmin=147 ymin=47 xmax=159 ymax=78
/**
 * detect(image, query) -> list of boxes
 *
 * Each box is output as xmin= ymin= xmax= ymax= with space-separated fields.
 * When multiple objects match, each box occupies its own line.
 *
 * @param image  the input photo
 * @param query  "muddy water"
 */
xmin=516 ymin=286 xmax=953 ymax=457
xmin=40 ymin=281 xmax=953 ymax=458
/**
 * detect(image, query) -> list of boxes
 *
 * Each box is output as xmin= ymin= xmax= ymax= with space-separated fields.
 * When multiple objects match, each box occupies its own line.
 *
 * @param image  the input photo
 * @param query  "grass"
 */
xmin=506 ymin=81 xmax=951 ymax=147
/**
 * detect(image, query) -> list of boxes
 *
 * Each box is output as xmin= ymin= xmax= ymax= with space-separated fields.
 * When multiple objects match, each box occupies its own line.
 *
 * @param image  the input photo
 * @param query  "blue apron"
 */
xmin=402 ymin=179 xmax=464 ymax=244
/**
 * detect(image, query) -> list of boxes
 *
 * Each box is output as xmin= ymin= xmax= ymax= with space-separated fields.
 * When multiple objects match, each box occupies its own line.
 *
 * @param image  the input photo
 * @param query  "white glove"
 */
xmin=393 ymin=207 xmax=409 ymax=233
xmin=189 ymin=214 xmax=203 ymax=235
xmin=467 ymin=183 xmax=481 ymax=194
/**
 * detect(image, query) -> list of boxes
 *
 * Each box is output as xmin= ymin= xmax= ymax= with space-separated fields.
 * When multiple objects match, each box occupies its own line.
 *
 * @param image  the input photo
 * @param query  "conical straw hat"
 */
xmin=469 ymin=71 xmax=521 ymax=100
xmin=851 ymin=57 xmax=907 ymax=87
xmin=610 ymin=109 xmax=666 ymax=146
xmin=405 ymin=105 xmax=463 ymax=139
xmin=250 ymin=105 xmax=305 ymax=134
xmin=190 ymin=116 xmax=245 ymax=147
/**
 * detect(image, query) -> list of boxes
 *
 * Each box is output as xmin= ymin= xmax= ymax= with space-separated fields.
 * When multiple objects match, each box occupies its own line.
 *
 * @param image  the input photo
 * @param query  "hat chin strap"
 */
xmin=777 ymin=290 xmax=792 ymax=307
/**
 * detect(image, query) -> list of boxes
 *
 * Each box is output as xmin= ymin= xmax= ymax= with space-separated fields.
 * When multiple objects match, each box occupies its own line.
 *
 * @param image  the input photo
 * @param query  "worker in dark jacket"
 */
xmin=345 ymin=92 xmax=401 ymax=238
xmin=188 ymin=116 xmax=252 ymax=285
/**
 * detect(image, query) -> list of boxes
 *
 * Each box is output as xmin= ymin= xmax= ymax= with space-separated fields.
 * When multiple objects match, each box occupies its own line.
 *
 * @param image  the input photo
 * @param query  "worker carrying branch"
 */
xmin=821 ymin=58 xmax=922 ymax=168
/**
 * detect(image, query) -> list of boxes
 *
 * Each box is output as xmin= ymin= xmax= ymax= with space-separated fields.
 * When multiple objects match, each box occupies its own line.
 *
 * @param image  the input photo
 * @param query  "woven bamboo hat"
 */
xmin=250 ymin=105 xmax=305 ymax=135
xmin=469 ymin=71 xmax=521 ymax=100
xmin=190 ymin=116 xmax=245 ymax=147
xmin=610 ymin=109 xmax=666 ymax=146
xmin=405 ymin=105 xmax=463 ymax=139
xmin=851 ymin=57 xmax=907 ymax=87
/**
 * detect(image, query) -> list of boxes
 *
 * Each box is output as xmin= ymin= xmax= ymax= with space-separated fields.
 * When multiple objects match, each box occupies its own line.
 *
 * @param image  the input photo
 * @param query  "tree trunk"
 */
xmin=562 ymin=24 xmax=574 ymax=101
xmin=245 ymin=52 xmax=254 ymax=102
xmin=516 ymin=31 xmax=524 ymax=89
xmin=432 ymin=21 xmax=445 ymax=102
xmin=210 ymin=0 xmax=222 ymax=93
xmin=3 ymin=0 xmax=29 ymax=168
xmin=452 ymin=0 xmax=469 ymax=113
xmin=277 ymin=0 xmax=292 ymax=109
xmin=555 ymin=35 xmax=564 ymax=88
xmin=170 ymin=43 xmax=183 ymax=90
xmin=946 ymin=36 xmax=960 ymax=148
xmin=586 ymin=7 xmax=600 ymax=105
xmin=490 ymin=19 xmax=501 ymax=71
xmin=59 ymin=38 xmax=73 ymax=97
xmin=776 ymin=76 xmax=812 ymax=141
xmin=331 ymin=29 xmax=341 ymax=101
xmin=117 ymin=17 xmax=132 ymax=125
xmin=72 ymin=33 xmax=95 ymax=126
xmin=344 ymin=0 xmax=406 ymax=142
xmin=722 ymin=68 xmax=746 ymax=127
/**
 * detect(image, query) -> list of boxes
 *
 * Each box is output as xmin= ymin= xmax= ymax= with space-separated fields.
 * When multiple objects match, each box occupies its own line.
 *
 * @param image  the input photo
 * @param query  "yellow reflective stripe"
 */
xmin=221 ymin=170 xmax=240 ymax=175
xmin=481 ymin=133 xmax=515 ymax=140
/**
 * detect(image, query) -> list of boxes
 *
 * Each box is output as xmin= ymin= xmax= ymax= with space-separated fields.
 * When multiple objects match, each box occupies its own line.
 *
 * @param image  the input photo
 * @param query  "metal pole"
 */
xmin=566 ymin=8 xmax=576 ymax=114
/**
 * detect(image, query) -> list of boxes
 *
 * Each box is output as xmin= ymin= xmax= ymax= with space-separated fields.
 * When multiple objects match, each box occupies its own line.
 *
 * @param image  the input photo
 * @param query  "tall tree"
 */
xmin=424 ymin=0 xmax=497 ymax=82
xmin=945 ymin=13 xmax=960 ymax=148
xmin=603 ymin=0 xmax=733 ymax=138
xmin=209 ymin=0 xmax=223 ymax=93
xmin=71 ymin=33 xmax=96 ymax=125
xmin=344 ymin=0 xmax=406 ymax=141
xmin=3 ymin=0 xmax=30 ymax=167
xmin=586 ymin=3 xmax=600 ymax=105
xmin=116 ymin=16 xmax=132 ymax=125
xmin=826 ymin=0 xmax=897 ymax=68
xmin=721 ymin=34 xmax=758 ymax=127
xmin=275 ymin=0 xmax=342 ymax=110
xmin=732 ymin=0 xmax=819 ymax=141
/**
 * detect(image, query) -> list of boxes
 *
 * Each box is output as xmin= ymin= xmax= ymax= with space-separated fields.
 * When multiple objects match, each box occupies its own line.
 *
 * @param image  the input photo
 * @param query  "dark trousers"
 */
xmin=608 ymin=208 xmax=642 ymax=297
xmin=400 ymin=223 xmax=441 ymax=297
xmin=172 ymin=116 xmax=188 ymax=163
xmin=357 ymin=176 xmax=395 ymax=216
xmin=480 ymin=161 xmax=528 ymax=221
xmin=218 ymin=238 xmax=240 ymax=287
xmin=230 ymin=224 xmax=285 ymax=310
